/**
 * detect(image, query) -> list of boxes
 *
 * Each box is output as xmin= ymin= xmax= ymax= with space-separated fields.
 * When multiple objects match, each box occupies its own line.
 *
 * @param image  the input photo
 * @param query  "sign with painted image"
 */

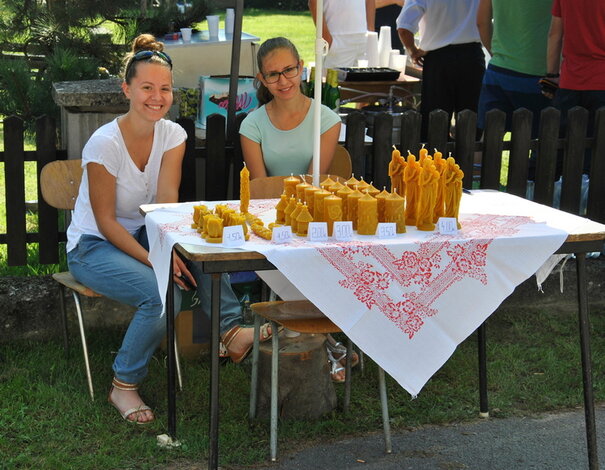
xmin=196 ymin=76 xmax=258 ymax=129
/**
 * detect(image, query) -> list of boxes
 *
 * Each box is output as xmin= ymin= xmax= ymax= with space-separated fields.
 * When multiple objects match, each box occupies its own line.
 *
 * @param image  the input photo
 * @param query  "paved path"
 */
xmin=234 ymin=405 xmax=605 ymax=470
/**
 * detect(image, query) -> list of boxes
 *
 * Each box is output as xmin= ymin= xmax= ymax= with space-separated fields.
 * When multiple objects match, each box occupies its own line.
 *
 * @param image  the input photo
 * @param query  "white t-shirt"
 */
xmin=66 ymin=118 xmax=187 ymax=252
xmin=396 ymin=0 xmax=481 ymax=52
xmin=324 ymin=0 xmax=368 ymax=36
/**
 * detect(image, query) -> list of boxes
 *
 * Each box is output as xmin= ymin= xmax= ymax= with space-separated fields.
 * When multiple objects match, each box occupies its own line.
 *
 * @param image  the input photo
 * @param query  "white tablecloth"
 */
xmin=145 ymin=191 xmax=571 ymax=396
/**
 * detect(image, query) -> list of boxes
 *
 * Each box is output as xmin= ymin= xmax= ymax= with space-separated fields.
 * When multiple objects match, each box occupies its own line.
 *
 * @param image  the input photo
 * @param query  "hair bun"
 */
xmin=132 ymin=33 xmax=164 ymax=53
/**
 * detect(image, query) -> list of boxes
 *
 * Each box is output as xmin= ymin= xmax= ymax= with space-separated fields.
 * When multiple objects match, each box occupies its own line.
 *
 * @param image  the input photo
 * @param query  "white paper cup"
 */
xmin=206 ymin=15 xmax=219 ymax=39
xmin=357 ymin=59 xmax=369 ymax=68
xmin=180 ymin=27 xmax=192 ymax=42
xmin=389 ymin=54 xmax=406 ymax=72
xmin=225 ymin=8 xmax=234 ymax=34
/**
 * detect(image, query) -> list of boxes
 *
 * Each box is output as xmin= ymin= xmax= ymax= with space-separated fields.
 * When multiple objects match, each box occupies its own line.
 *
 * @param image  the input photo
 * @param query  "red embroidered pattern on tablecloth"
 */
xmin=157 ymin=214 xmax=193 ymax=246
xmin=318 ymin=214 xmax=533 ymax=339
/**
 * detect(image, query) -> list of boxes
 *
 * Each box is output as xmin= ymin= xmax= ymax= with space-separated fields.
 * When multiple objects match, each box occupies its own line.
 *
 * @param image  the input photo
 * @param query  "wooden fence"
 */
xmin=2 ymin=106 xmax=604 ymax=267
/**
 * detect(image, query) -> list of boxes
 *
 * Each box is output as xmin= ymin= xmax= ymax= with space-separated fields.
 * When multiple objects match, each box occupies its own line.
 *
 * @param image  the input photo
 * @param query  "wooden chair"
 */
xmin=40 ymin=159 xmax=182 ymax=400
xmin=248 ymin=144 xmax=353 ymax=199
xmin=248 ymin=300 xmax=392 ymax=461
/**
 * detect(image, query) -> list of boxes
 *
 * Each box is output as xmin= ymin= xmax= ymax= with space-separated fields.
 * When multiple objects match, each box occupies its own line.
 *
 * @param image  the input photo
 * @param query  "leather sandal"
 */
xmin=222 ymin=323 xmax=276 ymax=364
xmin=108 ymin=377 xmax=155 ymax=424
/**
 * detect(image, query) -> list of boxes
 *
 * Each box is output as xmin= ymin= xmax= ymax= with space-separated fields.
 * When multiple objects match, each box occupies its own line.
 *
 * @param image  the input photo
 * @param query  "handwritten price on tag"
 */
xmin=437 ymin=217 xmax=458 ymax=235
xmin=271 ymin=225 xmax=293 ymax=244
xmin=333 ymin=221 xmax=353 ymax=241
xmin=222 ymin=225 xmax=245 ymax=247
xmin=308 ymin=222 xmax=329 ymax=242
xmin=376 ymin=223 xmax=396 ymax=239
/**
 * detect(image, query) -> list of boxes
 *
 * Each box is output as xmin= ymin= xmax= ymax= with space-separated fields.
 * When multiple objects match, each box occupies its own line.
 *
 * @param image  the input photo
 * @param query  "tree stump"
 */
xmin=255 ymin=332 xmax=336 ymax=420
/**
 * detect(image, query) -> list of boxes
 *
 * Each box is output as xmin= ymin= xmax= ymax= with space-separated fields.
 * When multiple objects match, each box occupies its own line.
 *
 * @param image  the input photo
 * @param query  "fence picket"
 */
xmin=454 ymin=110 xmax=476 ymax=189
xmin=534 ymin=107 xmax=560 ymax=206
xmin=4 ymin=116 xmax=27 ymax=266
xmin=560 ymin=106 xmax=589 ymax=214
xmin=426 ymin=109 xmax=449 ymax=156
xmin=344 ymin=111 xmax=367 ymax=180
xmin=399 ymin=110 xmax=421 ymax=157
xmin=177 ymin=117 xmax=197 ymax=203
xmin=205 ymin=114 xmax=228 ymax=201
xmin=371 ymin=112 xmax=393 ymax=190
xmin=587 ymin=109 xmax=605 ymax=223
xmin=480 ymin=109 xmax=506 ymax=190
xmin=36 ymin=116 xmax=59 ymax=265
xmin=507 ymin=108 xmax=533 ymax=197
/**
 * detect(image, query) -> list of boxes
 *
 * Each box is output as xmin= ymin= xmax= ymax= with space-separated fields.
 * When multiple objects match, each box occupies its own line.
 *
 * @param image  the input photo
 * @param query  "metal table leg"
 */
xmin=478 ymin=322 xmax=489 ymax=418
xmin=167 ymin=252 xmax=177 ymax=437
xmin=209 ymin=273 xmax=221 ymax=470
xmin=575 ymin=254 xmax=599 ymax=470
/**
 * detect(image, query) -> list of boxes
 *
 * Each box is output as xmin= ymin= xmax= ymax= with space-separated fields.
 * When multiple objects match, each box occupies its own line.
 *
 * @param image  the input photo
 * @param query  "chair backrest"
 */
xmin=327 ymin=145 xmax=352 ymax=180
xmin=40 ymin=159 xmax=83 ymax=210
xmin=248 ymin=145 xmax=353 ymax=199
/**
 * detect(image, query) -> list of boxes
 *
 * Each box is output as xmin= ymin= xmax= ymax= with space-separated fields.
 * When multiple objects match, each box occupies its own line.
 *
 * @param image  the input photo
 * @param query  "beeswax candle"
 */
xmin=313 ymin=189 xmax=331 ymax=222
xmin=385 ymin=191 xmax=406 ymax=233
xmin=290 ymin=201 xmax=304 ymax=234
xmin=404 ymin=153 xmax=421 ymax=226
xmin=240 ymin=164 xmax=250 ymax=214
xmin=375 ymin=187 xmax=389 ymax=222
xmin=336 ymin=184 xmax=353 ymax=220
xmin=296 ymin=204 xmax=314 ymax=237
xmin=444 ymin=157 xmax=464 ymax=229
xmin=356 ymin=177 xmax=370 ymax=193
xmin=304 ymin=185 xmax=320 ymax=215
xmin=345 ymin=175 xmax=360 ymax=190
xmin=357 ymin=192 xmax=378 ymax=235
xmin=284 ymin=196 xmax=297 ymax=226
xmin=323 ymin=194 xmax=343 ymax=236
xmin=347 ymin=187 xmax=363 ymax=230
xmin=320 ymin=175 xmax=335 ymax=191
xmin=284 ymin=174 xmax=301 ymax=198
xmin=275 ymin=193 xmax=288 ymax=224
xmin=296 ymin=180 xmax=311 ymax=202
xmin=367 ymin=182 xmax=380 ymax=198
xmin=328 ymin=180 xmax=345 ymax=194
xmin=432 ymin=150 xmax=446 ymax=223
xmin=205 ymin=215 xmax=223 ymax=243
xmin=416 ymin=158 xmax=439 ymax=231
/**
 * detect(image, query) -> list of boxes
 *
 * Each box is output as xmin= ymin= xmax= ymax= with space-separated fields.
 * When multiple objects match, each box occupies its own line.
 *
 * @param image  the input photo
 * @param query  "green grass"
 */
xmin=2 ymin=300 xmax=604 ymax=469
xmin=195 ymin=8 xmax=317 ymax=65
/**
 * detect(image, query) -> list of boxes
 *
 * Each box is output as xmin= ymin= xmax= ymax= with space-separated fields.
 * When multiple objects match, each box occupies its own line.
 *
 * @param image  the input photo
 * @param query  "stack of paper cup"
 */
xmin=207 ymin=15 xmax=219 ymax=39
xmin=366 ymin=31 xmax=379 ymax=67
xmin=378 ymin=26 xmax=392 ymax=67
xmin=225 ymin=8 xmax=234 ymax=35
xmin=389 ymin=53 xmax=407 ymax=72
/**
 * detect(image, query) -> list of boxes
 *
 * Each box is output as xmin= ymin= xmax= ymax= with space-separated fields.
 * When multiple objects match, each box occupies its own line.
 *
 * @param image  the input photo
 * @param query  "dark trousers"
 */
xmin=420 ymin=42 xmax=485 ymax=140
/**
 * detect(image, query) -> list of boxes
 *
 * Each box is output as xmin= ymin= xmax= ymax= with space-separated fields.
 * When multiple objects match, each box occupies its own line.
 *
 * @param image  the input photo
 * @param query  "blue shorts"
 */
xmin=478 ymin=64 xmax=551 ymax=135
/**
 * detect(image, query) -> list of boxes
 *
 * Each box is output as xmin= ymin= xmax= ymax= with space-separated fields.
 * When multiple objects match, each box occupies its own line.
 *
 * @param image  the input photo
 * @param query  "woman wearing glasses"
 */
xmin=67 ymin=34 xmax=265 ymax=424
xmin=240 ymin=37 xmax=341 ymax=178
xmin=240 ymin=38 xmax=356 ymax=382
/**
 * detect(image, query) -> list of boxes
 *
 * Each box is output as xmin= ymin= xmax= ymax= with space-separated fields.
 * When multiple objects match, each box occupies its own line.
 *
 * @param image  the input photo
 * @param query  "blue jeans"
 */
xmin=67 ymin=226 xmax=242 ymax=384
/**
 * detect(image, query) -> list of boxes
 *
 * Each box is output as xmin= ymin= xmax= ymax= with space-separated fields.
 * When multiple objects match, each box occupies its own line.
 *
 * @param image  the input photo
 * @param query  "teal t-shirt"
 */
xmin=490 ymin=0 xmax=552 ymax=76
xmin=239 ymin=100 xmax=341 ymax=176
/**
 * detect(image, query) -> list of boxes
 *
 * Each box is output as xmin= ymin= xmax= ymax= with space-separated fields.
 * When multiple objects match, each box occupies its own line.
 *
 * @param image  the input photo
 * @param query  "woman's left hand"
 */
xmin=172 ymin=250 xmax=197 ymax=290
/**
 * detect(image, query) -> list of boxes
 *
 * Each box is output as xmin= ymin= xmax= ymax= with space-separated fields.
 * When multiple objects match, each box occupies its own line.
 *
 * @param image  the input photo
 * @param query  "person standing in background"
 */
xmin=545 ymin=0 xmax=605 ymax=174
xmin=309 ymin=0 xmax=375 ymax=69
xmin=375 ymin=0 xmax=404 ymax=53
xmin=476 ymin=0 xmax=552 ymax=137
xmin=397 ymin=0 xmax=484 ymax=140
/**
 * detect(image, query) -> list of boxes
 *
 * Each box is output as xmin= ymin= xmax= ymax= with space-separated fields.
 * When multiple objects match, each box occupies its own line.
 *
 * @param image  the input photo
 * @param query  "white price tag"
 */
xmin=271 ymin=225 xmax=293 ymax=244
xmin=333 ymin=221 xmax=353 ymax=241
xmin=222 ymin=225 xmax=245 ymax=247
xmin=307 ymin=222 xmax=329 ymax=242
xmin=437 ymin=217 xmax=458 ymax=235
xmin=376 ymin=223 xmax=397 ymax=239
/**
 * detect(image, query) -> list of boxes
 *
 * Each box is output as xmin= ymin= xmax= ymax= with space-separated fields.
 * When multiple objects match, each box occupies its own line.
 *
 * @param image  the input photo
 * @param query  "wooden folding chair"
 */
xmin=40 ymin=159 xmax=182 ymax=400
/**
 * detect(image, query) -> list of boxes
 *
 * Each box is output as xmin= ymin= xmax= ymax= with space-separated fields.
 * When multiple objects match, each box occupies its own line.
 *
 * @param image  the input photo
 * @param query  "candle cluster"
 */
xmin=192 ymin=203 xmax=250 ymax=243
xmin=390 ymin=147 xmax=464 ymax=231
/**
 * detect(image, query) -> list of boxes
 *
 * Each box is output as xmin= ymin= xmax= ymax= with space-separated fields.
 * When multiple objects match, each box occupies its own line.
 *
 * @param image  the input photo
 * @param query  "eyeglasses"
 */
xmin=126 ymin=50 xmax=173 ymax=75
xmin=263 ymin=64 xmax=300 ymax=83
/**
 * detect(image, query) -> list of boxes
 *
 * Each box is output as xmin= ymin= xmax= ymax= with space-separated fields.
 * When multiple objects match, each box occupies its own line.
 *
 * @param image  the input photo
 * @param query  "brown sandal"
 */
xmin=221 ymin=323 xmax=276 ymax=364
xmin=108 ymin=378 xmax=155 ymax=424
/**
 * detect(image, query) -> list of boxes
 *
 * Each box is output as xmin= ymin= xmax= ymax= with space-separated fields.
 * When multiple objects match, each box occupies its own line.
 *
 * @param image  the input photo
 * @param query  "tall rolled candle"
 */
xmin=347 ymin=187 xmax=363 ymax=229
xmin=345 ymin=174 xmax=360 ymax=190
xmin=275 ymin=192 xmax=288 ymax=224
xmin=239 ymin=164 xmax=250 ymax=214
xmin=296 ymin=179 xmax=311 ymax=202
xmin=313 ymin=188 xmax=331 ymax=222
xmin=357 ymin=192 xmax=378 ymax=235
xmin=385 ymin=190 xmax=406 ymax=233
xmin=323 ymin=194 xmax=343 ymax=236
xmin=304 ymin=185 xmax=320 ymax=215
xmin=375 ymin=187 xmax=389 ymax=222
xmin=283 ymin=174 xmax=301 ymax=198
xmin=336 ymin=184 xmax=353 ymax=220
xmin=320 ymin=175 xmax=335 ymax=191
